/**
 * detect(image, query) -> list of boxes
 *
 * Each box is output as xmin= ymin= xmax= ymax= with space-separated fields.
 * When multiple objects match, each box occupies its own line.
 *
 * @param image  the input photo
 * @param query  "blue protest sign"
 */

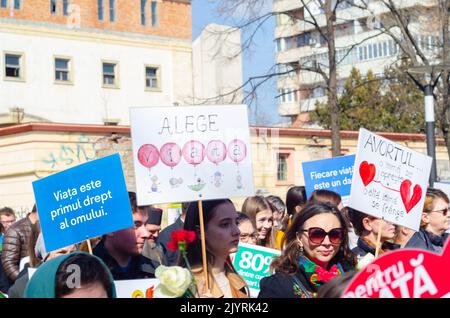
xmin=302 ymin=155 xmax=355 ymax=204
xmin=33 ymin=154 xmax=133 ymax=252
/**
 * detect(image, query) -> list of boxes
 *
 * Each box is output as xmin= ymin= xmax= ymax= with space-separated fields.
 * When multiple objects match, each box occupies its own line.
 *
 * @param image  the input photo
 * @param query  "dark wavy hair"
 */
xmin=307 ymin=190 xmax=342 ymax=208
xmin=286 ymin=186 xmax=307 ymax=217
xmin=272 ymin=203 xmax=356 ymax=274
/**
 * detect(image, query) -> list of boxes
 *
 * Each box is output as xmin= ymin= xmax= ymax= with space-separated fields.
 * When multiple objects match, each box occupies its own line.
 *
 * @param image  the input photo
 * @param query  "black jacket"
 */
xmin=405 ymin=228 xmax=449 ymax=253
xmin=258 ymin=267 xmax=317 ymax=298
xmin=158 ymin=217 xmax=184 ymax=266
xmin=352 ymin=238 xmax=400 ymax=257
xmin=93 ymin=240 xmax=156 ymax=280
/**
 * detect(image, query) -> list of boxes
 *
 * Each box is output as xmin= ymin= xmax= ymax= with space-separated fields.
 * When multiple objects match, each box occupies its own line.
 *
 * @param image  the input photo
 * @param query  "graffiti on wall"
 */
xmin=42 ymin=135 xmax=97 ymax=169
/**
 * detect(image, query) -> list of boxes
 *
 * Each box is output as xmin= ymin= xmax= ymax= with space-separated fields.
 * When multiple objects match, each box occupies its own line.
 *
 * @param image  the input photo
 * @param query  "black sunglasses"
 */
xmin=430 ymin=207 xmax=450 ymax=216
xmin=299 ymin=227 xmax=343 ymax=245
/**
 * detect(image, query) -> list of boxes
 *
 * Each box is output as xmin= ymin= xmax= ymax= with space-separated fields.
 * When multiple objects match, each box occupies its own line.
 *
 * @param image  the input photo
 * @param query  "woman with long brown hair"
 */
xmin=181 ymin=199 xmax=249 ymax=298
xmin=258 ymin=203 xmax=356 ymax=298
xmin=241 ymin=196 xmax=277 ymax=249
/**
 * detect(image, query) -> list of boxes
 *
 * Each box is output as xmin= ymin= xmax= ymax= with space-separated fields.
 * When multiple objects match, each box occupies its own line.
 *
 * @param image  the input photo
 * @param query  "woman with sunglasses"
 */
xmin=258 ymin=203 xmax=356 ymax=298
xmin=405 ymin=188 xmax=449 ymax=253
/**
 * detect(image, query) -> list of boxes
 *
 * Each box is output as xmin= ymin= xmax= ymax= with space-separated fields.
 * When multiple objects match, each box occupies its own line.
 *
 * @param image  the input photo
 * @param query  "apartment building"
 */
xmin=273 ymin=0 xmax=439 ymax=126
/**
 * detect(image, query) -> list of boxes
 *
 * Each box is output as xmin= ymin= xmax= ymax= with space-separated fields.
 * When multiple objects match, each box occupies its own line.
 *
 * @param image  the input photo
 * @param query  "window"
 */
xmin=109 ymin=0 xmax=115 ymax=22
xmin=297 ymin=32 xmax=311 ymax=47
xmin=145 ymin=66 xmax=160 ymax=90
xmin=50 ymin=0 xmax=57 ymax=13
xmin=141 ymin=0 xmax=147 ymax=25
xmin=277 ymin=153 xmax=288 ymax=181
xmin=278 ymin=88 xmax=297 ymax=103
xmin=13 ymin=0 xmax=20 ymax=9
xmin=1 ymin=0 xmax=8 ymax=8
xmin=102 ymin=62 xmax=118 ymax=87
xmin=63 ymin=0 xmax=69 ymax=15
xmin=4 ymin=53 xmax=23 ymax=80
xmin=275 ymin=38 xmax=282 ymax=53
xmin=54 ymin=57 xmax=71 ymax=82
xmin=151 ymin=0 xmax=157 ymax=27
xmin=98 ymin=0 xmax=104 ymax=20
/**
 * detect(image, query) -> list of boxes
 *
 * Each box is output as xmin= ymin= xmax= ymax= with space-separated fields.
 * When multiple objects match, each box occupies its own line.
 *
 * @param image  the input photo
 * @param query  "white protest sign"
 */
xmin=114 ymin=278 xmax=159 ymax=298
xmin=130 ymin=105 xmax=255 ymax=205
xmin=348 ymin=128 xmax=432 ymax=231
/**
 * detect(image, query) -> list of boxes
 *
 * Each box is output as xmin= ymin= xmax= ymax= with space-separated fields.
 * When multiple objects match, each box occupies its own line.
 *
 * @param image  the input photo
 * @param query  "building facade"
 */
xmin=273 ymin=0 xmax=438 ymax=125
xmin=192 ymin=23 xmax=243 ymax=105
xmin=1 ymin=122 xmax=449 ymax=218
xmin=0 ymin=0 xmax=193 ymax=125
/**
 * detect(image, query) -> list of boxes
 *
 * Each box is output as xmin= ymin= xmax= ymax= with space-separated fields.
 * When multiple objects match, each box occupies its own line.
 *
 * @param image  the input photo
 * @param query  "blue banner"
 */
xmin=33 ymin=154 xmax=133 ymax=252
xmin=302 ymin=155 xmax=355 ymax=199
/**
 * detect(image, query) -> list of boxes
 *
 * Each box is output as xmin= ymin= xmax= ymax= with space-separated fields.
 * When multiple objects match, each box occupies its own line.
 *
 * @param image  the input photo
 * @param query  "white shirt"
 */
xmin=214 ymin=271 xmax=233 ymax=298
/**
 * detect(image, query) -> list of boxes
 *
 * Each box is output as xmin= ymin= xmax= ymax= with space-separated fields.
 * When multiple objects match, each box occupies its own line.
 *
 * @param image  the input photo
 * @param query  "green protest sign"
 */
xmin=232 ymin=243 xmax=281 ymax=297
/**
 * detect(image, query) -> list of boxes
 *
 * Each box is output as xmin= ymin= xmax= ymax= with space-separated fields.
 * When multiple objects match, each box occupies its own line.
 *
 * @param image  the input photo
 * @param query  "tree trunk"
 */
xmin=441 ymin=0 xmax=450 ymax=166
xmin=325 ymin=2 xmax=341 ymax=157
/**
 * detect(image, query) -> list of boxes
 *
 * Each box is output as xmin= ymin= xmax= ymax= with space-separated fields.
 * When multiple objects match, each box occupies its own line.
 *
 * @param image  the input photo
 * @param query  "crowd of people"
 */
xmin=0 ymin=185 xmax=449 ymax=298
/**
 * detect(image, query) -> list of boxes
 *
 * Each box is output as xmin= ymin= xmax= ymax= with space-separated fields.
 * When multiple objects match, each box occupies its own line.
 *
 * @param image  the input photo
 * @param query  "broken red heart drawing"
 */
xmin=400 ymin=179 xmax=422 ymax=213
xmin=343 ymin=240 xmax=450 ymax=298
xmin=359 ymin=161 xmax=376 ymax=187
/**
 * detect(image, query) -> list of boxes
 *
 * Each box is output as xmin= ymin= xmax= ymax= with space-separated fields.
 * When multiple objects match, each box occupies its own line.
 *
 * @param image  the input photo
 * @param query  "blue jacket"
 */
xmin=405 ymin=228 xmax=449 ymax=254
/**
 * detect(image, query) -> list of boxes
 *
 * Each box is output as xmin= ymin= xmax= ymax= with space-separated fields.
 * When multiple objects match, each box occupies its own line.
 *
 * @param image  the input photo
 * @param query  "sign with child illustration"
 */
xmin=348 ymin=128 xmax=432 ymax=231
xmin=130 ymin=105 xmax=255 ymax=205
xmin=343 ymin=241 xmax=450 ymax=298
xmin=32 ymin=154 xmax=133 ymax=252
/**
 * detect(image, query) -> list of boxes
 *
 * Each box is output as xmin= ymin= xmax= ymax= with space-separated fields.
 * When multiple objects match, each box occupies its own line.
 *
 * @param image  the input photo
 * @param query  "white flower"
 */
xmin=154 ymin=265 xmax=193 ymax=298
xmin=356 ymin=253 xmax=375 ymax=271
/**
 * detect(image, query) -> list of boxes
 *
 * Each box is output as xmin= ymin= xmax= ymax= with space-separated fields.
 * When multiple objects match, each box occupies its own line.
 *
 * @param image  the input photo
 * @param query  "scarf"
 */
xmin=298 ymin=256 xmax=344 ymax=287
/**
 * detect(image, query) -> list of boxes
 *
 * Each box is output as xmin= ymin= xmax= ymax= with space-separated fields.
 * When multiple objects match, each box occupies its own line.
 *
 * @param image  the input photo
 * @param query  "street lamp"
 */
xmin=407 ymin=65 xmax=450 ymax=186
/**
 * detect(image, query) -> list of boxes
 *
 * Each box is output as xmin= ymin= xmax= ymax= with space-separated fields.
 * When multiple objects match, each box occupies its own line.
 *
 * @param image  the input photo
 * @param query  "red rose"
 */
xmin=167 ymin=230 xmax=196 ymax=252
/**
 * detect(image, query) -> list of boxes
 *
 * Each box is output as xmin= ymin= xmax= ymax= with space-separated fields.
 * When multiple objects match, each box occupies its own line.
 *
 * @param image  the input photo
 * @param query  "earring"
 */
xmin=296 ymin=239 xmax=304 ymax=255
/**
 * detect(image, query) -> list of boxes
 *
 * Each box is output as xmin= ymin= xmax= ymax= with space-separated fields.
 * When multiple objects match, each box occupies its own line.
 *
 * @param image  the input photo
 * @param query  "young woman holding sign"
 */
xmin=258 ymin=203 xmax=356 ymax=298
xmin=405 ymin=188 xmax=450 ymax=253
xmin=181 ymin=199 xmax=249 ymax=298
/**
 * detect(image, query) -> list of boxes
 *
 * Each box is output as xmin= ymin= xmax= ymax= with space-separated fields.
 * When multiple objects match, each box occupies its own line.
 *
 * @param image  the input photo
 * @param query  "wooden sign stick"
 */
xmin=198 ymin=200 xmax=210 ymax=292
xmin=86 ymin=239 xmax=93 ymax=255
xmin=374 ymin=218 xmax=384 ymax=258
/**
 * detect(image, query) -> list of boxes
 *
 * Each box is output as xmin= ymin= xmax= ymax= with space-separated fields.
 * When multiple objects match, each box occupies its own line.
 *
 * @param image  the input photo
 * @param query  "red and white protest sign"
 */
xmin=348 ymin=128 xmax=432 ymax=231
xmin=343 ymin=241 xmax=450 ymax=298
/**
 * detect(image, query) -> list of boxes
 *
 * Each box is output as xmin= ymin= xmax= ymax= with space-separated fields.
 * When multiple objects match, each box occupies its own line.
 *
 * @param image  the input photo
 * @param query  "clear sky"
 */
xmin=192 ymin=0 xmax=289 ymax=126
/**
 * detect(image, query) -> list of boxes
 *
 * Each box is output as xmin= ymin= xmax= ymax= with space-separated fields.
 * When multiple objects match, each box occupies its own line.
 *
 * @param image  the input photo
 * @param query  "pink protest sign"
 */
xmin=343 ymin=241 xmax=450 ymax=298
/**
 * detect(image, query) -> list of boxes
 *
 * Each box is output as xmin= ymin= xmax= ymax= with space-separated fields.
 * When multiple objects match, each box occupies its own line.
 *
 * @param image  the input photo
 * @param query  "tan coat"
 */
xmin=191 ymin=266 xmax=249 ymax=298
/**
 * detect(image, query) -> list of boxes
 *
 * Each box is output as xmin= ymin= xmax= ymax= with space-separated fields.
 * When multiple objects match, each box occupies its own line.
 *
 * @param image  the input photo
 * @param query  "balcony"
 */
xmin=278 ymin=101 xmax=301 ymax=116
xmin=300 ymin=96 xmax=327 ymax=112
xmin=273 ymin=0 xmax=302 ymax=14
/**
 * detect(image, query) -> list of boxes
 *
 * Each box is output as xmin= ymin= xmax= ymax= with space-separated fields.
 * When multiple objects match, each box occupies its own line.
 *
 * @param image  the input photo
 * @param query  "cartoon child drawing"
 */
xmin=212 ymin=171 xmax=223 ymax=187
xmin=151 ymin=175 xmax=159 ymax=192
xmin=236 ymin=173 xmax=243 ymax=190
